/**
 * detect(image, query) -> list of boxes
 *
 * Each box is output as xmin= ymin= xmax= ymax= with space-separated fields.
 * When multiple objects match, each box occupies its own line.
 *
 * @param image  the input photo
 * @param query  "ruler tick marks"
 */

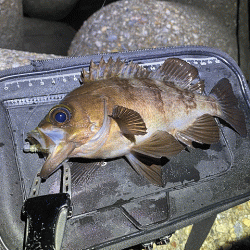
xmin=2 ymin=72 xmax=81 ymax=91
xmin=3 ymin=94 xmax=67 ymax=107
xmin=2 ymin=59 xmax=221 ymax=92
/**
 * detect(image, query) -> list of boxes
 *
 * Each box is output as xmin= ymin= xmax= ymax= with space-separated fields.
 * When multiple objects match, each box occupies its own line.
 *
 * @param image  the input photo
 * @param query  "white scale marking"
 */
xmin=2 ymin=57 xmax=221 ymax=92
xmin=139 ymin=57 xmax=220 ymax=69
xmin=3 ymin=94 xmax=67 ymax=107
xmin=2 ymin=54 xmax=226 ymax=162
xmin=3 ymin=72 xmax=81 ymax=91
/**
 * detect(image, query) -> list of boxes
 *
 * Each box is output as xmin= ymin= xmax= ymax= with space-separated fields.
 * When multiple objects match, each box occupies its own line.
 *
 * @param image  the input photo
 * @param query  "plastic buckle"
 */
xmin=22 ymin=162 xmax=72 ymax=250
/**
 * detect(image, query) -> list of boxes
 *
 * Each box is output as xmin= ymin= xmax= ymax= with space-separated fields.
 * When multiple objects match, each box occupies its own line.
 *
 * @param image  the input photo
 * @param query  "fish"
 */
xmin=26 ymin=57 xmax=247 ymax=186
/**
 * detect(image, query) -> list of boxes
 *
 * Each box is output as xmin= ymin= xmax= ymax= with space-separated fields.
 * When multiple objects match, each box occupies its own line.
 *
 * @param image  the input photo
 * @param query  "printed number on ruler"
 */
xmin=3 ymin=72 xmax=80 ymax=91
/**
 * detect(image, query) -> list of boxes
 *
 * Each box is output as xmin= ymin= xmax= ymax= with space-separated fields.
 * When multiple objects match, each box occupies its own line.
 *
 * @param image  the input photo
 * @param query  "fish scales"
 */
xmin=65 ymin=77 xmax=167 ymax=131
xmin=26 ymin=57 xmax=247 ymax=186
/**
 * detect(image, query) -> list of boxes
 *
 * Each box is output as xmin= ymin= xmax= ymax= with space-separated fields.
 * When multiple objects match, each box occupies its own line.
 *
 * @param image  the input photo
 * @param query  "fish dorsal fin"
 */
xmin=110 ymin=106 xmax=147 ymax=142
xmin=188 ymin=80 xmax=205 ymax=94
xmin=80 ymin=57 xmax=151 ymax=84
xmin=175 ymin=114 xmax=220 ymax=147
xmin=149 ymin=58 xmax=198 ymax=89
xmin=131 ymin=130 xmax=185 ymax=158
xmin=126 ymin=153 xmax=163 ymax=186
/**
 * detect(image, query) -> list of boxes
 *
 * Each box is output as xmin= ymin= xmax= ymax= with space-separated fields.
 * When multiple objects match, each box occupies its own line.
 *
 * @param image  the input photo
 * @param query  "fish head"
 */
xmin=27 ymin=99 xmax=102 ymax=179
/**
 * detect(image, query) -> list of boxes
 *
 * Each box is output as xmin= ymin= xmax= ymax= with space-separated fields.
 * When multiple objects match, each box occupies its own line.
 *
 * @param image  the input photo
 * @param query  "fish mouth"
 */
xmin=39 ymin=141 xmax=75 ymax=179
xmin=25 ymin=128 xmax=75 ymax=179
xmin=25 ymin=128 xmax=52 ymax=154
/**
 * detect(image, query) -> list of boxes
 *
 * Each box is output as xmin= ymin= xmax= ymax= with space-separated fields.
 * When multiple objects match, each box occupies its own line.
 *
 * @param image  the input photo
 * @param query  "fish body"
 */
xmin=63 ymin=78 xmax=215 ymax=156
xmin=27 ymin=58 xmax=247 ymax=186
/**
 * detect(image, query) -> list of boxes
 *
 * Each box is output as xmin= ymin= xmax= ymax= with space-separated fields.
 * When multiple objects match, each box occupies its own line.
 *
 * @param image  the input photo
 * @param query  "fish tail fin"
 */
xmin=210 ymin=78 xmax=247 ymax=137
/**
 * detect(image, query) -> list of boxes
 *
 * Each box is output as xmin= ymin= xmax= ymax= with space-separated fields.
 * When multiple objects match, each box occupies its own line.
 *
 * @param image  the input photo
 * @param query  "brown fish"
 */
xmin=26 ymin=57 xmax=247 ymax=186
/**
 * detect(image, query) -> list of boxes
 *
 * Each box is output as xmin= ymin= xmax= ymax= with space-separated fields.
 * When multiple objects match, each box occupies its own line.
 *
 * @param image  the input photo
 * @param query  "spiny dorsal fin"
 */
xmin=149 ymin=58 xmax=199 ymax=89
xmin=80 ymin=57 xmax=151 ymax=84
xmin=188 ymin=80 xmax=205 ymax=94
xmin=110 ymin=106 xmax=147 ymax=142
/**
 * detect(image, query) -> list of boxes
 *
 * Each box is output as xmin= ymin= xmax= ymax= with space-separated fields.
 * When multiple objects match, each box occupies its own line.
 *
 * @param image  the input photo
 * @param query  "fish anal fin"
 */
xmin=110 ymin=106 xmax=147 ymax=142
xmin=132 ymin=130 xmax=185 ymax=158
xmin=149 ymin=58 xmax=198 ymax=89
xmin=176 ymin=114 xmax=220 ymax=146
xmin=126 ymin=153 xmax=163 ymax=187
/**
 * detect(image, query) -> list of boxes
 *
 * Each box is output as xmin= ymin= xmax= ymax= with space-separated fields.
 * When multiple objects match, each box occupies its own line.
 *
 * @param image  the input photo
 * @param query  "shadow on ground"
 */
xmin=218 ymin=236 xmax=250 ymax=250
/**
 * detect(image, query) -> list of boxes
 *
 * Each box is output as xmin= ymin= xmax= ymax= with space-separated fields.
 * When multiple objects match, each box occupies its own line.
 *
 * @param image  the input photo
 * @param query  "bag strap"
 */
xmin=184 ymin=214 xmax=217 ymax=250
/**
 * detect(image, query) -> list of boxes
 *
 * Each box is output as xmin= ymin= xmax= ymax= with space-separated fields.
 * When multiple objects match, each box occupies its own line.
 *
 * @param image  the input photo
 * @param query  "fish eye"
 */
xmin=49 ymin=106 xmax=71 ymax=125
xmin=55 ymin=112 xmax=67 ymax=123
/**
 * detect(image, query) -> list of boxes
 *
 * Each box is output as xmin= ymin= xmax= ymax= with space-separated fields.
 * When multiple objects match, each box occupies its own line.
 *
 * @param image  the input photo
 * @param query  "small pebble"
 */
xmin=234 ymin=221 xmax=243 ymax=238
xmin=216 ymin=224 xmax=228 ymax=233
xmin=243 ymin=218 xmax=250 ymax=227
xmin=68 ymin=0 xmax=237 ymax=61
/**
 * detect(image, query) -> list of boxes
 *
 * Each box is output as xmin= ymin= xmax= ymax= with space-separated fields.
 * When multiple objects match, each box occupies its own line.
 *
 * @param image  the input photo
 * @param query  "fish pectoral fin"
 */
xmin=149 ymin=58 xmax=198 ymax=88
xmin=131 ymin=130 xmax=185 ymax=158
xmin=126 ymin=153 xmax=164 ymax=187
xmin=176 ymin=114 xmax=220 ymax=146
xmin=110 ymin=106 xmax=147 ymax=142
xmin=39 ymin=142 xmax=75 ymax=179
xmin=71 ymin=161 xmax=103 ymax=186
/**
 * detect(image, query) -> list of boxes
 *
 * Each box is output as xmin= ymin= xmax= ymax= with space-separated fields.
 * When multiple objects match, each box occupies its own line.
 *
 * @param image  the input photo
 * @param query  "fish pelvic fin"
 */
xmin=210 ymin=78 xmax=247 ymax=137
xmin=80 ymin=57 xmax=151 ymax=84
xmin=125 ymin=153 xmax=164 ymax=187
xmin=126 ymin=131 xmax=185 ymax=186
xmin=149 ymin=58 xmax=199 ymax=89
xmin=131 ymin=130 xmax=185 ymax=158
xmin=110 ymin=106 xmax=147 ymax=142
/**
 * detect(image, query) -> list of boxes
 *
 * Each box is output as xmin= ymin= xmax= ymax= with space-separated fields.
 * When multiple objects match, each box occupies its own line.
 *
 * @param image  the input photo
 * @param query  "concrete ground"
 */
xmin=21 ymin=0 xmax=249 ymax=80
